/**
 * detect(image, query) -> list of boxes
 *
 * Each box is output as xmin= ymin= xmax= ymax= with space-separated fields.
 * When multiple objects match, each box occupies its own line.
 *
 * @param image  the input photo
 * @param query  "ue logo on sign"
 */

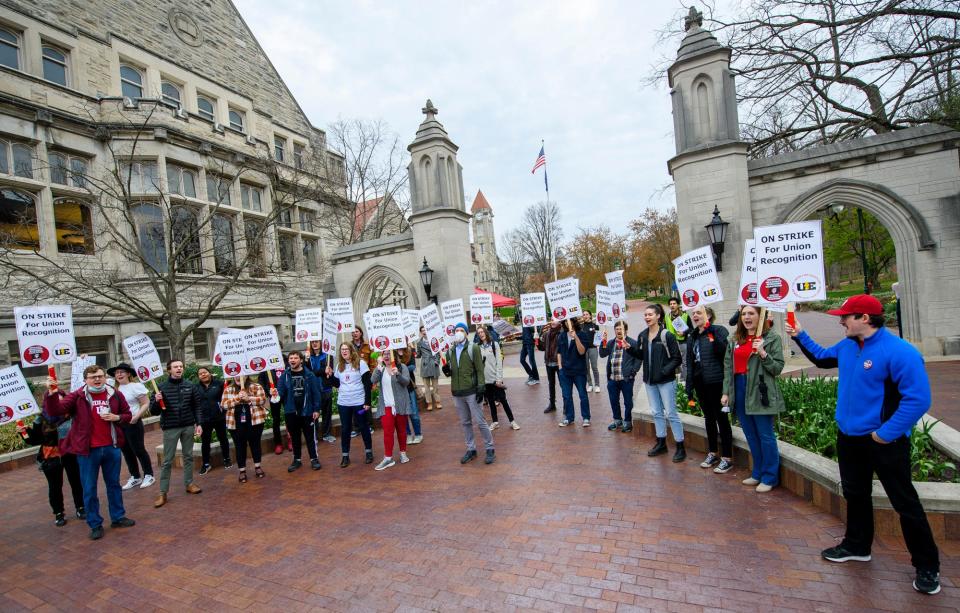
xmin=372 ymin=336 xmax=390 ymax=351
xmin=224 ymin=362 xmax=241 ymax=376
xmin=0 ymin=406 xmax=13 ymax=424
xmin=471 ymin=313 xmax=482 ymax=324
xmin=23 ymin=345 xmax=49 ymax=365
xmin=682 ymin=289 xmax=699 ymax=308
xmin=296 ymin=330 xmax=308 ymax=341
xmin=53 ymin=344 xmax=73 ymax=358
xmin=552 ymin=307 xmax=567 ymax=320
xmin=596 ymin=312 xmax=607 ymax=325
xmin=703 ymin=285 xmax=718 ymax=297
xmin=794 ymin=275 xmax=819 ymax=298
xmin=522 ymin=315 xmax=534 ymax=326
xmin=760 ymin=276 xmax=788 ymax=302
xmin=249 ymin=357 xmax=266 ymax=371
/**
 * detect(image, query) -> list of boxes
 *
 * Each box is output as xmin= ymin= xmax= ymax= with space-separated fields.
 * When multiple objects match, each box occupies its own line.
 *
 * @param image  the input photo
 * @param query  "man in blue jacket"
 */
xmin=519 ymin=324 xmax=540 ymax=386
xmin=277 ymin=351 xmax=323 ymax=471
xmin=788 ymin=294 xmax=940 ymax=595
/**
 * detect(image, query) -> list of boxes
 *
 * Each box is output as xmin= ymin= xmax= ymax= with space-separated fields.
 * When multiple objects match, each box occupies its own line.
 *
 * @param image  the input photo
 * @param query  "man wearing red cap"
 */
xmin=787 ymin=294 xmax=940 ymax=595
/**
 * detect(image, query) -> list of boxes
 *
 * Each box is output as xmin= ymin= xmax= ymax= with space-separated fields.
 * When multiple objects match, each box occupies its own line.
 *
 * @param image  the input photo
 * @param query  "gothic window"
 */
xmin=303 ymin=239 xmax=318 ymax=273
xmin=274 ymin=136 xmax=286 ymax=162
xmin=0 ymin=188 xmax=39 ymax=250
xmin=240 ymin=183 xmax=262 ymax=212
xmin=0 ymin=27 xmax=21 ymax=70
xmin=278 ymin=233 xmax=296 ymax=271
xmin=206 ymin=173 xmax=232 ymax=205
xmin=228 ymin=109 xmax=245 ymax=132
xmin=132 ymin=203 xmax=166 ymax=272
xmin=161 ymin=81 xmax=182 ymax=108
xmin=167 ymin=163 xmax=197 ymax=198
xmin=53 ymin=198 xmax=94 ymax=254
xmin=121 ymin=161 xmax=160 ymax=193
xmin=120 ymin=64 xmax=143 ymax=99
xmin=171 ymin=206 xmax=202 ymax=274
xmin=212 ymin=213 xmax=236 ymax=275
xmin=244 ymin=218 xmax=266 ymax=277
xmin=197 ymin=95 xmax=215 ymax=122
xmin=48 ymin=152 xmax=88 ymax=188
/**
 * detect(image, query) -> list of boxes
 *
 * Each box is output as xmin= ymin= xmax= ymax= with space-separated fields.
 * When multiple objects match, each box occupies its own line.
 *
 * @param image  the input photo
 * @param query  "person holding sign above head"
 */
xmin=636 ymin=304 xmax=685 ymax=461
xmin=684 ymin=307 xmax=733 ymax=474
xmin=556 ymin=317 xmax=593 ymax=428
xmin=106 ymin=363 xmax=155 ymax=489
xmin=721 ymin=306 xmax=785 ymax=492
xmin=220 ymin=376 xmax=268 ymax=482
xmin=476 ymin=325 xmax=518 ymax=430
xmin=43 ymin=365 xmax=136 ymax=540
xmin=150 ymin=359 xmax=204 ymax=508
xmin=370 ymin=351 xmax=413 ymax=470
xmin=598 ymin=321 xmax=640 ymax=433
xmin=328 ymin=342 xmax=374 ymax=468
xmin=442 ymin=323 xmax=495 ymax=465
xmin=306 ymin=340 xmax=336 ymax=443
xmin=416 ymin=327 xmax=442 ymax=411
xmin=786 ymin=296 xmax=941 ymax=596
xmin=277 ymin=351 xmax=323 ymax=472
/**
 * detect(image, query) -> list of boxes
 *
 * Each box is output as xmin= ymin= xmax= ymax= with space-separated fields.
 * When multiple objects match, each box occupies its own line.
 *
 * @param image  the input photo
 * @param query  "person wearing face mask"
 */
xmin=580 ymin=311 xmax=602 ymax=394
xmin=442 ymin=322 xmax=495 ymax=465
xmin=685 ymin=306 xmax=733 ymax=474
xmin=43 ymin=365 xmax=136 ymax=540
xmin=598 ymin=320 xmax=640 ymax=433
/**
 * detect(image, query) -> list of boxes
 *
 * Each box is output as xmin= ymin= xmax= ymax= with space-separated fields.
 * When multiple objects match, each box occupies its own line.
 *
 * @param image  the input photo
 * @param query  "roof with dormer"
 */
xmin=470 ymin=190 xmax=492 ymax=214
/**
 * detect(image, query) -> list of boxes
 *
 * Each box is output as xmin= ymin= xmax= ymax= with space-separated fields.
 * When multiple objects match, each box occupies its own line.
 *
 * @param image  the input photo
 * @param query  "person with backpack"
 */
xmin=476 ymin=324 xmax=518 ymax=430
xmin=16 ymin=411 xmax=85 ymax=527
xmin=685 ymin=306 xmax=733 ymax=474
xmin=277 ymin=351 xmax=323 ymax=472
xmin=632 ymin=304 xmax=685 ymax=461
xmin=442 ymin=322 xmax=495 ymax=465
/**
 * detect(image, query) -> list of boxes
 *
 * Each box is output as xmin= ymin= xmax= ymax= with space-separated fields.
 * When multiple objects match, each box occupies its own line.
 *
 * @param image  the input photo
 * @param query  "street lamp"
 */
xmin=704 ymin=205 xmax=730 ymax=271
xmin=418 ymin=257 xmax=437 ymax=304
xmin=828 ymin=203 xmax=871 ymax=294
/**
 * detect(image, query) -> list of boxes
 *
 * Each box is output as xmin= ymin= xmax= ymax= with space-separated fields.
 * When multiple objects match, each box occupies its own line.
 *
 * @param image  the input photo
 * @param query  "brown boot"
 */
xmin=153 ymin=493 xmax=167 ymax=508
xmin=185 ymin=483 xmax=202 ymax=494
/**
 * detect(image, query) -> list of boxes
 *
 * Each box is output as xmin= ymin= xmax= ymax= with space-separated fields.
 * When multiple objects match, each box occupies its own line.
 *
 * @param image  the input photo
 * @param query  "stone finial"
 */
xmin=684 ymin=6 xmax=703 ymax=31
xmin=422 ymin=99 xmax=438 ymax=118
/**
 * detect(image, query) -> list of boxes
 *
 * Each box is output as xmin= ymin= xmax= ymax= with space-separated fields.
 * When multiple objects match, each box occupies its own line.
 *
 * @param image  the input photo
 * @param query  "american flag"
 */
xmin=531 ymin=146 xmax=546 ymax=174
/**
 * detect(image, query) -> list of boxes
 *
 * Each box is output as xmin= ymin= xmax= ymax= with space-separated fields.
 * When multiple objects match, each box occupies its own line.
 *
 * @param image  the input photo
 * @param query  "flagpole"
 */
xmin=541 ymin=139 xmax=557 ymax=281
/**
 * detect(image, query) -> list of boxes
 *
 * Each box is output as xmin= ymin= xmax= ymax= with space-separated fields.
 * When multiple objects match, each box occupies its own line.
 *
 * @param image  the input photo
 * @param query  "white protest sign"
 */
xmin=243 ymin=326 xmax=284 ymax=375
xmin=366 ymin=305 xmax=406 ymax=352
xmin=321 ymin=312 xmax=340 ymax=355
xmin=401 ymin=309 xmax=421 ymax=345
xmin=419 ymin=304 xmax=447 ymax=356
xmin=595 ymin=285 xmax=617 ymax=327
xmin=0 ymin=365 xmax=40 ymax=425
xmin=753 ymin=220 xmax=826 ymax=305
xmin=440 ymin=299 xmax=466 ymax=343
xmin=294 ymin=308 xmax=323 ymax=343
xmin=520 ymin=293 xmax=548 ymax=327
xmin=469 ymin=293 xmax=494 ymax=325
xmin=604 ymin=270 xmax=627 ymax=319
xmin=70 ymin=355 xmax=97 ymax=392
xmin=218 ymin=330 xmax=248 ymax=377
xmin=14 ymin=305 xmax=76 ymax=366
xmin=326 ymin=298 xmax=355 ymax=333
xmin=672 ymin=316 xmax=690 ymax=335
xmin=122 ymin=333 xmax=164 ymax=383
xmin=544 ymin=277 xmax=581 ymax=321
xmin=738 ymin=239 xmax=758 ymax=306
xmin=213 ymin=327 xmax=243 ymax=366
xmin=673 ymin=246 xmax=723 ymax=309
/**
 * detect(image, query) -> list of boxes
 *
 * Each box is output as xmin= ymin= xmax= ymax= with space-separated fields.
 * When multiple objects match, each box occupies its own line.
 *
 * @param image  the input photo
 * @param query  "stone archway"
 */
xmin=775 ymin=178 xmax=934 ymax=342
xmin=352 ymin=264 xmax=418 ymax=312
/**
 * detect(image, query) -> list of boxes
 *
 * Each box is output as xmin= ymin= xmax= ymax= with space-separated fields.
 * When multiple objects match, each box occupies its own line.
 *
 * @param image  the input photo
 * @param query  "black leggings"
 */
xmin=694 ymin=379 xmax=732 ymax=457
xmin=286 ymin=413 xmax=318 ymax=461
xmin=270 ymin=401 xmax=283 ymax=446
xmin=41 ymin=453 xmax=83 ymax=516
xmin=120 ymin=421 xmax=153 ymax=478
xmin=339 ymin=405 xmax=372 ymax=455
xmin=484 ymin=383 xmax=514 ymax=423
xmin=230 ymin=423 xmax=264 ymax=468
xmin=200 ymin=418 xmax=230 ymax=466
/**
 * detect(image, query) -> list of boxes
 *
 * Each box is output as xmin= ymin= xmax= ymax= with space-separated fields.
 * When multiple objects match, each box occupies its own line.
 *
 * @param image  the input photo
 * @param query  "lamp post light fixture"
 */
xmin=704 ymin=205 xmax=730 ymax=271
xmin=418 ymin=257 xmax=437 ymax=304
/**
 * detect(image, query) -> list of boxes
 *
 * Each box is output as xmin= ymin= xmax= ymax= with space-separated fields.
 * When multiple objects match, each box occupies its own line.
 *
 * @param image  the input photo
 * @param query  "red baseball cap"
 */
xmin=826 ymin=294 xmax=883 ymax=316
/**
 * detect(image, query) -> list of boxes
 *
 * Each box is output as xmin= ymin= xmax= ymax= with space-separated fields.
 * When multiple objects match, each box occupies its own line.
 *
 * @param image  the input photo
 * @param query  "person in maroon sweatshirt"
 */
xmin=44 ymin=364 xmax=136 ymax=540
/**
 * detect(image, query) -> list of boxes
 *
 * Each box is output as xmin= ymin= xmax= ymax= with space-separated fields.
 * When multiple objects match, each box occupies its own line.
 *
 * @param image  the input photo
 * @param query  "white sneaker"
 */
xmin=140 ymin=474 xmax=156 ymax=488
xmin=413 ymin=435 xmax=423 ymax=444
xmin=742 ymin=477 xmax=760 ymax=486
xmin=510 ymin=421 xmax=520 ymax=430
xmin=582 ymin=419 xmax=591 ymax=427
xmin=374 ymin=457 xmax=396 ymax=471
xmin=122 ymin=476 xmax=142 ymax=490
xmin=490 ymin=421 xmax=499 ymax=430
xmin=400 ymin=452 xmax=410 ymax=464
xmin=558 ymin=420 xmax=570 ymax=427
xmin=594 ymin=386 xmax=601 ymax=394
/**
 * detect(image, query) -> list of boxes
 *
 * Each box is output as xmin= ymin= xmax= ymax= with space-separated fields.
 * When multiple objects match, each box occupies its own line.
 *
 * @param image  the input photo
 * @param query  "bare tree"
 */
xmin=324 ymin=119 xmax=410 ymax=244
xmin=0 ymin=101 xmax=332 ymax=359
xmin=497 ymin=229 xmax=532 ymax=299
xmin=515 ymin=201 xmax=563 ymax=278
xmin=652 ymin=1 xmax=960 ymax=156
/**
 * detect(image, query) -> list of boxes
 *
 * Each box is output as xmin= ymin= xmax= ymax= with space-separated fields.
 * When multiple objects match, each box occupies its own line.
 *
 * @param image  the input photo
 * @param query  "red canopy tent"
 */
xmin=474 ymin=287 xmax=517 ymax=307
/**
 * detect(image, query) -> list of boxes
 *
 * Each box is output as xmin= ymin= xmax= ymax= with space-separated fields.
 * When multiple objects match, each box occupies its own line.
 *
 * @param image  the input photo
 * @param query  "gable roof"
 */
xmin=470 ymin=190 xmax=492 ymax=214
xmin=354 ymin=197 xmax=383 ymax=237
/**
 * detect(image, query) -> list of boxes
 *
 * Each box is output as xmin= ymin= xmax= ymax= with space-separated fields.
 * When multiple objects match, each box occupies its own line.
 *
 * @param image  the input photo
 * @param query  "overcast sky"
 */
xmin=234 ymin=1 xmax=691 ymax=245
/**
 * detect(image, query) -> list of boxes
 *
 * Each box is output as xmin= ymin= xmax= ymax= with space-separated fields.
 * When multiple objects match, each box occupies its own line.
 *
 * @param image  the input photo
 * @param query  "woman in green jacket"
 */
xmin=721 ymin=305 xmax=785 ymax=492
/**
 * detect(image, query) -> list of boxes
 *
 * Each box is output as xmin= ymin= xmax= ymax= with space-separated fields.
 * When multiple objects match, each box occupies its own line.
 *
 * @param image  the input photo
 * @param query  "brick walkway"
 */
xmin=1 ymin=365 xmax=958 ymax=610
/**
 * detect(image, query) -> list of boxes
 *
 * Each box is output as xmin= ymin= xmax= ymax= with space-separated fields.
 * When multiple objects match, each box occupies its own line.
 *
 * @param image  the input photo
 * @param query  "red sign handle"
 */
xmin=47 ymin=366 xmax=58 ymax=391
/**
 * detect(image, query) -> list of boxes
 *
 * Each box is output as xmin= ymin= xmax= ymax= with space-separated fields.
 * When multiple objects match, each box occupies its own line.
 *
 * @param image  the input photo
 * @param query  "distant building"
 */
xmin=470 ymin=190 xmax=500 ymax=293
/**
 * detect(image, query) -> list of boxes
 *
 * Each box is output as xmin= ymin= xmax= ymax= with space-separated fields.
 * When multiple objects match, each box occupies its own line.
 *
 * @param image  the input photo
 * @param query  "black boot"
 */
xmin=672 ymin=441 xmax=687 ymax=463
xmin=647 ymin=437 xmax=668 ymax=457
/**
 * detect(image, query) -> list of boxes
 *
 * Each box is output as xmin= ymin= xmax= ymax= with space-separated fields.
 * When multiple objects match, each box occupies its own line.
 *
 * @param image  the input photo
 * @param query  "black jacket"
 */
xmin=521 ymin=326 xmax=537 ymax=346
xmin=197 ymin=378 xmax=226 ymax=423
xmin=685 ymin=324 xmax=729 ymax=391
xmin=627 ymin=327 xmax=682 ymax=385
xmin=150 ymin=377 xmax=204 ymax=429
xmin=599 ymin=337 xmax=641 ymax=380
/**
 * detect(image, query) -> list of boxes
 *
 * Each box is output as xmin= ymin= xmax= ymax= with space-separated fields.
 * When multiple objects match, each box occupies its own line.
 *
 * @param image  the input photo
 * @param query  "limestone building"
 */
xmin=470 ymin=189 xmax=501 ymax=293
xmin=0 ymin=0 xmax=347 ymax=371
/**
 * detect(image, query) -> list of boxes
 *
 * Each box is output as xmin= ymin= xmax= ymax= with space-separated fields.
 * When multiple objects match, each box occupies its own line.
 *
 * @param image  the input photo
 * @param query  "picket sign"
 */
xmin=366 ymin=306 xmax=406 ymax=352
xmin=595 ymin=285 xmax=616 ymax=327
xmin=14 ymin=305 xmax=76 ymax=387
xmin=326 ymin=298 xmax=355 ymax=333
xmin=469 ymin=293 xmax=494 ymax=325
xmin=604 ymin=270 xmax=627 ymax=320
xmin=738 ymin=239 xmax=758 ymax=306
xmin=673 ymin=245 xmax=723 ymax=309
xmin=544 ymin=278 xmax=581 ymax=322
xmin=122 ymin=332 xmax=166 ymax=408
xmin=401 ymin=309 xmax=421 ymax=345
xmin=70 ymin=355 xmax=97 ymax=392
xmin=419 ymin=304 xmax=447 ymax=357
xmin=0 ymin=365 xmax=40 ymax=425
xmin=218 ymin=329 xmax=247 ymax=379
xmin=321 ymin=312 xmax=339 ymax=357
xmin=440 ymin=299 xmax=466 ymax=346
xmin=294 ymin=308 xmax=323 ymax=343
xmin=213 ymin=327 xmax=243 ymax=366
xmin=753 ymin=220 xmax=826 ymax=306
xmin=520 ymin=293 xmax=548 ymax=327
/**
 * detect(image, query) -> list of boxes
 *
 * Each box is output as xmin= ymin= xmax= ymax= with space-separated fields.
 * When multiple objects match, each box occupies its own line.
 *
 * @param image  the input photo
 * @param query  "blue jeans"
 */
xmin=607 ymin=378 xmax=635 ymax=422
xmin=734 ymin=374 xmax=779 ymax=486
xmin=520 ymin=343 xmax=539 ymax=380
xmin=406 ymin=389 xmax=422 ymax=436
xmin=558 ymin=370 xmax=590 ymax=422
xmin=77 ymin=445 xmax=125 ymax=529
xmin=645 ymin=380 xmax=683 ymax=441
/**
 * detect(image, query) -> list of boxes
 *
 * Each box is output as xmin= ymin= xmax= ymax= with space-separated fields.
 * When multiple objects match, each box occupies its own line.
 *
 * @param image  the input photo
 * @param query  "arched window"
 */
xmin=132 ymin=203 xmax=166 ymax=272
xmin=42 ymin=45 xmax=68 ymax=86
xmin=197 ymin=95 xmax=215 ymax=122
xmin=0 ymin=27 xmax=20 ymax=70
xmin=228 ymin=109 xmax=244 ymax=132
xmin=420 ymin=156 xmax=432 ymax=206
xmin=120 ymin=64 xmax=143 ymax=99
xmin=171 ymin=206 xmax=202 ymax=274
xmin=695 ymin=79 xmax=714 ymax=142
xmin=212 ymin=214 xmax=236 ymax=275
xmin=53 ymin=198 xmax=94 ymax=254
xmin=0 ymin=188 xmax=39 ymax=250
xmin=161 ymin=81 xmax=181 ymax=108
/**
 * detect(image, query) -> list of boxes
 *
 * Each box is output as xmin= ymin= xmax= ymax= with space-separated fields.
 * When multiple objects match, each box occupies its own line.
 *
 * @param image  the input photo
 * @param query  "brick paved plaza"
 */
xmin=1 ymin=367 xmax=957 ymax=612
